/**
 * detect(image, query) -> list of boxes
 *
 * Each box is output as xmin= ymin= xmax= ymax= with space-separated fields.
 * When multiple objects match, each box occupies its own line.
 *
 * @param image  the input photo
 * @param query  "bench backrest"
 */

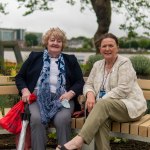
xmin=0 ymin=77 xmax=150 ymax=130
xmin=0 ymin=78 xmax=150 ymax=99
xmin=137 ymin=79 xmax=150 ymax=100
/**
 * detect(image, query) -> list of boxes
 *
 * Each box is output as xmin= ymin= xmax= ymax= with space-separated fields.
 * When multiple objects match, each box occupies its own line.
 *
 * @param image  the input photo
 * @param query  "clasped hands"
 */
xmin=21 ymin=88 xmax=75 ymax=103
xmin=21 ymin=88 xmax=31 ymax=103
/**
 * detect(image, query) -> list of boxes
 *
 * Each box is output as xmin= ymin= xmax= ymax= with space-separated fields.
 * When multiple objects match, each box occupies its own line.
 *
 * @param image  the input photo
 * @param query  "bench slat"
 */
xmin=71 ymin=118 xmax=76 ymax=129
xmin=0 ymin=82 xmax=15 ymax=85
xmin=75 ymin=117 xmax=85 ymax=129
xmin=148 ymin=126 xmax=150 ymax=137
xmin=111 ymin=122 xmax=121 ymax=132
xmin=137 ymin=79 xmax=150 ymax=90
xmin=0 ymin=85 xmax=18 ymax=95
xmin=143 ymin=90 xmax=150 ymax=100
xmin=0 ymin=76 xmax=15 ymax=83
xmin=139 ymin=120 xmax=150 ymax=137
xmin=129 ymin=114 xmax=150 ymax=135
xmin=4 ymin=108 xmax=11 ymax=116
xmin=121 ymin=123 xmax=130 ymax=134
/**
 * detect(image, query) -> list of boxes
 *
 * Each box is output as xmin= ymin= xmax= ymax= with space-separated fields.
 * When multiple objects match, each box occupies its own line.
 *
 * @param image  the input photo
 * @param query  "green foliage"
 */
xmin=130 ymin=40 xmax=139 ymax=49
xmin=0 ymin=3 xmax=8 ymax=14
xmin=128 ymin=31 xmax=138 ymax=39
xmin=48 ymin=132 xmax=57 ymax=140
xmin=130 ymin=55 xmax=150 ymax=78
xmin=115 ymin=0 xmax=150 ymax=36
xmin=17 ymin=0 xmax=53 ymax=16
xmin=83 ymin=38 xmax=93 ymax=49
xmin=0 ymin=60 xmax=22 ymax=76
xmin=16 ymin=62 xmax=23 ymax=73
xmin=82 ymin=54 xmax=103 ymax=76
xmin=25 ymin=33 xmax=38 ymax=47
xmin=119 ymin=36 xmax=150 ymax=50
xmin=80 ymin=63 xmax=89 ymax=77
xmin=139 ymin=39 xmax=150 ymax=49
xmin=0 ymin=95 xmax=20 ymax=114
xmin=1 ymin=0 xmax=149 ymax=38
xmin=4 ymin=65 xmax=15 ymax=76
xmin=2 ymin=62 xmax=22 ymax=76
xmin=110 ymin=137 xmax=128 ymax=143
xmin=146 ymin=101 xmax=150 ymax=114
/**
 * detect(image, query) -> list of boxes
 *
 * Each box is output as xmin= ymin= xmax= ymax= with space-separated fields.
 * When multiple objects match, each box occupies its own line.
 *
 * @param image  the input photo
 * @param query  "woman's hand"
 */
xmin=21 ymin=88 xmax=31 ymax=103
xmin=59 ymin=90 xmax=75 ymax=101
xmin=85 ymin=91 xmax=96 ymax=112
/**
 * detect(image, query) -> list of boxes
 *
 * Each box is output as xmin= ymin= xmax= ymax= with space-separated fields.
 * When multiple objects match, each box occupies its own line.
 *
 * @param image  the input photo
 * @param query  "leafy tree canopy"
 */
xmin=0 ymin=0 xmax=149 ymax=51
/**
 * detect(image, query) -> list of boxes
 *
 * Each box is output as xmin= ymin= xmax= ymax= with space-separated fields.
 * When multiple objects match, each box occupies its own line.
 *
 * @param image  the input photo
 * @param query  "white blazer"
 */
xmin=83 ymin=55 xmax=147 ymax=118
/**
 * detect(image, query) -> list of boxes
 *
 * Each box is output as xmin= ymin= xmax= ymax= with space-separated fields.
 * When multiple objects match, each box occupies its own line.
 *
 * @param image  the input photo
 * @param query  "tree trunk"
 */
xmin=91 ymin=0 xmax=111 ymax=53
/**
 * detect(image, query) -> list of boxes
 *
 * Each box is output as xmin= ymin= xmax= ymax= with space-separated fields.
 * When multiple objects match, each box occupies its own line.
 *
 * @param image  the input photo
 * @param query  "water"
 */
xmin=4 ymin=51 xmax=31 ymax=62
xmin=4 ymin=51 xmax=95 ymax=63
xmin=4 ymin=51 xmax=150 ymax=63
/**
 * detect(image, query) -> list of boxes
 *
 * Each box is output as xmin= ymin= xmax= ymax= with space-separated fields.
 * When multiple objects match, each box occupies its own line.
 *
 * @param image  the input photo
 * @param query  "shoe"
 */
xmin=56 ymin=145 xmax=68 ymax=150
xmin=56 ymin=145 xmax=79 ymax=150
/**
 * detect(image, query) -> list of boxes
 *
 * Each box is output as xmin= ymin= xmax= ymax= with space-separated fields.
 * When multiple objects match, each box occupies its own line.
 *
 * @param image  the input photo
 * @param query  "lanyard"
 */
xmin=100 ymin=56 xmax=118 ymax=90
xmin=100 ymin=69 xmax=111 ymax=90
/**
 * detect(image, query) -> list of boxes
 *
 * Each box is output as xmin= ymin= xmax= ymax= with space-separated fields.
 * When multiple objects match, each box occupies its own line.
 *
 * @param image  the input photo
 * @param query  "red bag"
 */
xmin=72 ymin=108 xmax=85 ymax=118
xmin=0 ymin=93 xmax=37 ymax=134
xmin=0 ymin=100 xmax=24 ymax=134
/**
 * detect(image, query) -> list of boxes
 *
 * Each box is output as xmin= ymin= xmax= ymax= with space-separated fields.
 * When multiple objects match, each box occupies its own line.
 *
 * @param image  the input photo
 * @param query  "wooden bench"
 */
xmin=0 ymin=78 xmax=150 ymax=145
xmin=109 ymin=79 xmax=150 ymax=143
xmin=0 ymin=78 xmax=85 ymax=135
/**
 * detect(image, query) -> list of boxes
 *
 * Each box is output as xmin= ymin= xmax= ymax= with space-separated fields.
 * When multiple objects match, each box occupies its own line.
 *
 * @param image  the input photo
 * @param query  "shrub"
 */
xmin=83 ymin=54 xmax=103 ymax=76
xmin=0 ymin=95 xmax=20 ymax=114
xmin=130 ymin=55 xmax=150 ymax=79
xmin=0 ymin=61 xmax=23 ymax=76
xmin=80 ymin=63 xmax=89 ymax=77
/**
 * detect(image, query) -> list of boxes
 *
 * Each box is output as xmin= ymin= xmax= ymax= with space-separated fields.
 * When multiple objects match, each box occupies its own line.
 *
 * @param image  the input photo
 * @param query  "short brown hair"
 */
xmin=96 ymin=33 xmax=119 ymax=48
xmin=42 ymin=27 xmax=67 ymax=49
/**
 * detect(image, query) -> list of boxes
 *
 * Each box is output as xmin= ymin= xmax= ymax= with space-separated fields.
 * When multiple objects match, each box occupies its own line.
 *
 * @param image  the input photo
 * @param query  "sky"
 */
xmin=0 ymin=0 xmax=127 ymax=39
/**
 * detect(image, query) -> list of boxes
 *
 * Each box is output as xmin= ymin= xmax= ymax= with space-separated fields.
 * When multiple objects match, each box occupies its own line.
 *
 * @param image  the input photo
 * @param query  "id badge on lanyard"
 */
xmin=99 ymin=90 xmax=106 ymax=98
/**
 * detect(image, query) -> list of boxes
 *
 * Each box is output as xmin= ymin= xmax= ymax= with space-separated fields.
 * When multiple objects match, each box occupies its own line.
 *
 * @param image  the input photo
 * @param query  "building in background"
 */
xmin=0 ymin=28 xmax=26 ymax=48
xmin=0 ymin=27 xmax=94 ymax=63
xmin=0 ymin=28 xmax=25 ymax=41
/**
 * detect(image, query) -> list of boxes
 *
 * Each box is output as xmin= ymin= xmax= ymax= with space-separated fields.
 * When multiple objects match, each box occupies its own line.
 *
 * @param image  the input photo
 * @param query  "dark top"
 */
xmin=15 ymin=51 xmax=85 ymax=111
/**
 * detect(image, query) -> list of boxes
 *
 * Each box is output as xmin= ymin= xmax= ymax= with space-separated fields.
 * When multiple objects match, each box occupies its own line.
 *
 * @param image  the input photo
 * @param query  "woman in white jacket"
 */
xmin=56 ymin=33 xmax=147 ymax=150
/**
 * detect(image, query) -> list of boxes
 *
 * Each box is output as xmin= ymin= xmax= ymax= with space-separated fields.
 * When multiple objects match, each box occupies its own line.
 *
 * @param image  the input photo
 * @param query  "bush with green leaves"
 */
xmin=81 ymin=54 xmax=103 ymax=76
xmin=0 ymin=95 xmax=20 ymax=115
xmin=130 ymin=55 xmax=150 ymax=79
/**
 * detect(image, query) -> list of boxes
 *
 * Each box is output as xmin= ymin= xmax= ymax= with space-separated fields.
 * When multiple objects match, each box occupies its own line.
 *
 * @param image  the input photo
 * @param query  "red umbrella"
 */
xmin=17 ymin=103 xmax=31 ymax=150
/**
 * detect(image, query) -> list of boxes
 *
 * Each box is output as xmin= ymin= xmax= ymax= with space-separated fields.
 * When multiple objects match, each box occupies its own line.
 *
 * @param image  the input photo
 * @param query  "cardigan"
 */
xmin=83 ymin=55 xmax=147 ymax=118
xmin=15 ymin=51 xmax=84 ymax=111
